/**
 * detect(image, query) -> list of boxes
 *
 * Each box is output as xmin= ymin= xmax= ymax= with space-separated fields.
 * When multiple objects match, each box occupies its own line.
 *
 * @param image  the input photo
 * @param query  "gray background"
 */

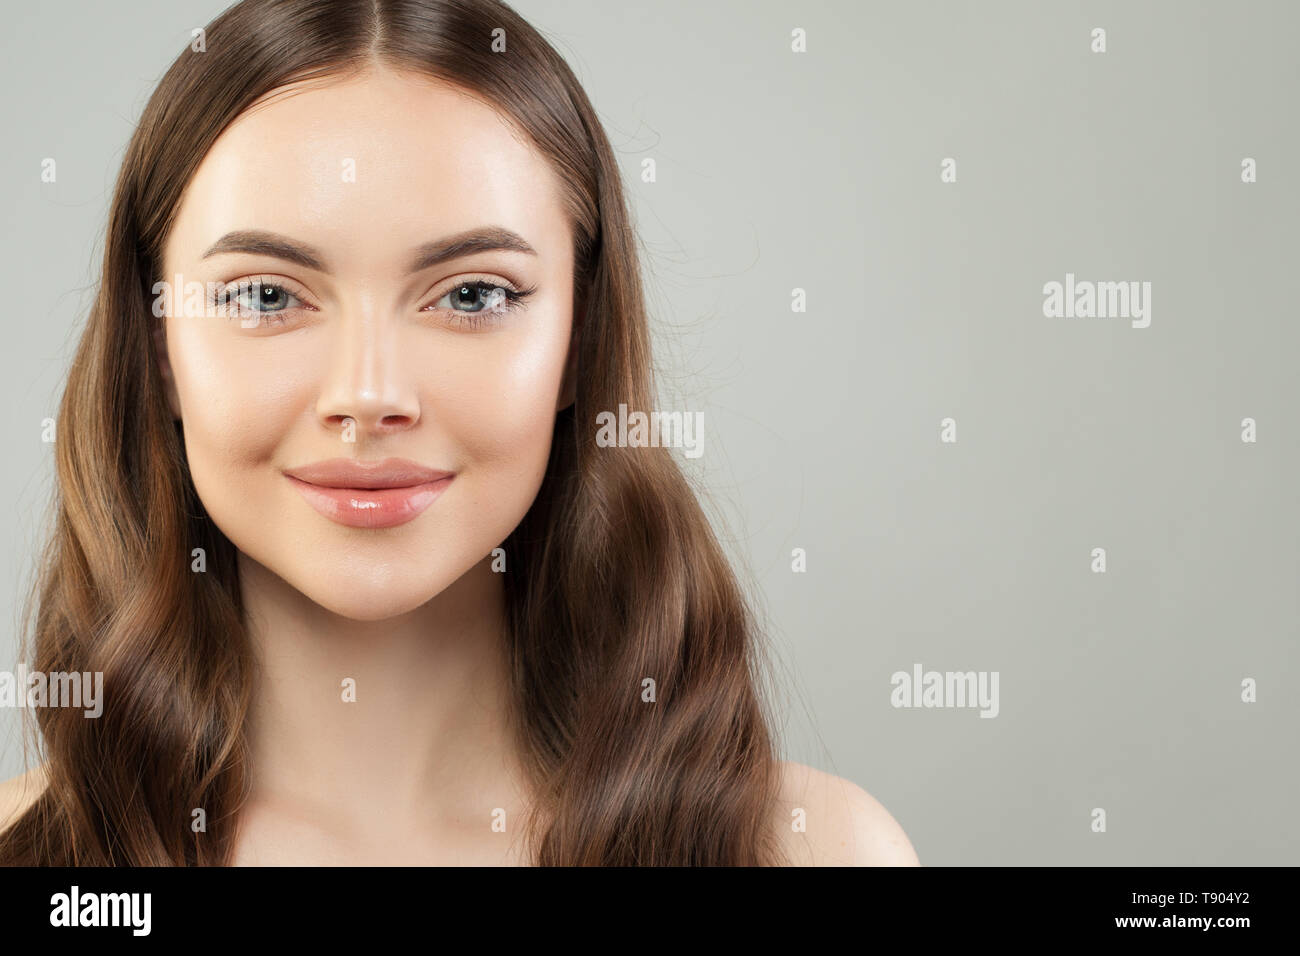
xmin=1 ymin=0 xmax=1295 ymax=865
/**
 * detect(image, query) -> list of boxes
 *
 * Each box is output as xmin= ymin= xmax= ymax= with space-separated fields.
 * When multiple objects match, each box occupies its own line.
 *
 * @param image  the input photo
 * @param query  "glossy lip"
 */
xmin=283 ymin=457 xmax=455 ymax=529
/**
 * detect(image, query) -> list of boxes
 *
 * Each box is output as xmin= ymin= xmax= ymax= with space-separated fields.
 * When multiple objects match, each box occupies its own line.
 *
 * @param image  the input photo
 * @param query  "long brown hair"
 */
xmin=0 ymin=0 xmax=787 ymax=865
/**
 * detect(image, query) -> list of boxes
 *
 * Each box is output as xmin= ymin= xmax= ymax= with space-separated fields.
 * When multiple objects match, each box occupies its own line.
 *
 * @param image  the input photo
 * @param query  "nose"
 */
xmin=315 ymin=299 xmax=421 ymax=439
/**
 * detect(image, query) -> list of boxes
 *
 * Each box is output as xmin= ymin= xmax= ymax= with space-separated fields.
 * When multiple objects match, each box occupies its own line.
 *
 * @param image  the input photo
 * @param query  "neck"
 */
xmin=237 ymin=552 xmax=529 ymax=836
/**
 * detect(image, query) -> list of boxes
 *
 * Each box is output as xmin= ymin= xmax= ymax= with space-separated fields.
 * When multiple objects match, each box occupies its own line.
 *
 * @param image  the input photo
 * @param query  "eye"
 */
xmin=212 ymin=276 xmax=310 ymax=327
xmin=425 ymin=278 xmax=536 ymax=329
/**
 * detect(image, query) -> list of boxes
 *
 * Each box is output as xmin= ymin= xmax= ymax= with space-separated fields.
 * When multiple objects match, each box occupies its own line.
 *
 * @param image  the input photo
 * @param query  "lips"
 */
xmin=283 ymin=457 xmax=454 ymax=529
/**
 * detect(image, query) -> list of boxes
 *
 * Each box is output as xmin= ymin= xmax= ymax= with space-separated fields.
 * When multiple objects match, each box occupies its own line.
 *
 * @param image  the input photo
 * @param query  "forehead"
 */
xmin=164 ymin=68 xmax=569 ymax=271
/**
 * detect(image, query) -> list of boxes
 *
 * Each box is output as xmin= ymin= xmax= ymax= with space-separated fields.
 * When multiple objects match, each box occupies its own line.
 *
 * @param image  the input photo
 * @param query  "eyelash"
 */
xmin=209 ymin=275 xmax=536 ymax=330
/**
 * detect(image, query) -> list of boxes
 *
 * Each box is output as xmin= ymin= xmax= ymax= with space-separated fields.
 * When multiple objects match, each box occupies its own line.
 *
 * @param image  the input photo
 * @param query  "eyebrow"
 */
xmin=200 ymin=226 xmax=538 ymax=274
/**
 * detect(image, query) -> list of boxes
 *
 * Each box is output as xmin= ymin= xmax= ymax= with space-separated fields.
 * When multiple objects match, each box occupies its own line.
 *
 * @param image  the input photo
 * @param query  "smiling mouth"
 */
xmin=282 ymin=458 xmax=455 ymax=529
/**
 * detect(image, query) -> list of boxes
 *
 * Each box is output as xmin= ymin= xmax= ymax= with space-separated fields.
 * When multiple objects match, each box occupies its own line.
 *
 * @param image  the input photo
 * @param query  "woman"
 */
xmin=0 ymin=0 xmax=917 ymax=866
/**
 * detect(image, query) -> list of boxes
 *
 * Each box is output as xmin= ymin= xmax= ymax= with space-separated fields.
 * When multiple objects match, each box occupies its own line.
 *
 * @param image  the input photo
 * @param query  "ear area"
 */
xmin=153 ymin=320 xmax=182 ymax=420
xmin=556 ymin=288 xmax=584 ymax=413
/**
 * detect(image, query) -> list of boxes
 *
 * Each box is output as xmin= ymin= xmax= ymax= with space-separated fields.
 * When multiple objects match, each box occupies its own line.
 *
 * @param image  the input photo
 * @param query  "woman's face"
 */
xmin=157 ymin=68 xmax=577 ymax=621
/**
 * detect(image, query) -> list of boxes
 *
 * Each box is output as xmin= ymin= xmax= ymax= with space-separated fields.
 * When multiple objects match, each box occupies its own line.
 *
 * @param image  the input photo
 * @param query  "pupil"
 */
xmin=456 ymin=284 xmax=480 ymax=310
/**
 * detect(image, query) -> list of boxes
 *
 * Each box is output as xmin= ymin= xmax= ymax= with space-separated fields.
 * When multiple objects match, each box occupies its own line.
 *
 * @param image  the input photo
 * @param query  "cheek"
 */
xmin=431 ymin=322 xmax=570 ymax=475
xmin=411 ymin=320 xmax=570 ymax=553
xmin=165 ymin=319 xmax=302 ymax=505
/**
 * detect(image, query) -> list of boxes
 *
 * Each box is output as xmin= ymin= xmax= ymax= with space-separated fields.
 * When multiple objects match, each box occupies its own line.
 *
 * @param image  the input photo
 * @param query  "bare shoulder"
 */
xmin=0 ymin=764 xmax=50 ymax=833
xmin=773 ymin=760 xmax=919 ymax=866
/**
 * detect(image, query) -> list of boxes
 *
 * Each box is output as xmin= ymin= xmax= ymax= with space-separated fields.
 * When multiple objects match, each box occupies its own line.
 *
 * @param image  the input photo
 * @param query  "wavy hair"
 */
xmin=0 ymin=0 xmax=787 ymax=865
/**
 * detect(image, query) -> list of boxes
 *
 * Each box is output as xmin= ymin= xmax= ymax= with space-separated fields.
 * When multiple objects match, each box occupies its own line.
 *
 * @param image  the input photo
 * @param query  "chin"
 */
xmin=301 ymin=582 xmax=443 ymax=623
xmin=264 ymin=553 xmax=465 ymax=622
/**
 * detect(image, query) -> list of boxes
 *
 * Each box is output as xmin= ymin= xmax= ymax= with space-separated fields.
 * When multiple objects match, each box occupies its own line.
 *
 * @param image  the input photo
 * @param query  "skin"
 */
xmin=0 ymin=66 xmax=918 ymax=866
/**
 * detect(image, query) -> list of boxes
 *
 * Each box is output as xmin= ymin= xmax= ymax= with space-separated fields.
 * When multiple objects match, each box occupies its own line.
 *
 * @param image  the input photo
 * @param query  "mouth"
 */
xmin=283 ymin=458 xmax=455 ymax=529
